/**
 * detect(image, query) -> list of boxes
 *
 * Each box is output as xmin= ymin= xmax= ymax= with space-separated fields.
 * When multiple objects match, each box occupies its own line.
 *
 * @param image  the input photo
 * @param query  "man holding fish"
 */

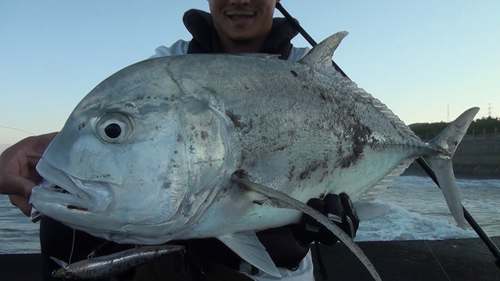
xmin=0 ymin=0 xmax=359 ymax=280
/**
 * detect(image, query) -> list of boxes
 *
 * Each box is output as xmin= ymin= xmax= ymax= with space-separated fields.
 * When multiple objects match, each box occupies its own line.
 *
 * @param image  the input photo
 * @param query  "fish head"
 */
xmin=31 ymin=58 xmax=231 ymax=244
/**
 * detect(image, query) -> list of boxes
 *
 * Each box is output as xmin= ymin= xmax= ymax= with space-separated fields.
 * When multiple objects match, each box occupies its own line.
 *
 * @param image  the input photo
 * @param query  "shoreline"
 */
xmin=402 ymin=162 xmax=500 ymax=180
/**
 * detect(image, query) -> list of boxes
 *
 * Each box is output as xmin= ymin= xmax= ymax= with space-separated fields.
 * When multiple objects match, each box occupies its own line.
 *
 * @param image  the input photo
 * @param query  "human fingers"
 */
xmin=0 ymin=173 xmax=36 ymax=217
xmin=339 ymin=192 xmax=359 ymax=238
xmin=293 ymin=198 xmax=324 ymax=244
xmin=319 ymin=194 xmax=343 ymax=245
xmin=0 ymin=172 xmax=36 ymax=198
xmin=9 ymin=194 xmax=32 ymax=216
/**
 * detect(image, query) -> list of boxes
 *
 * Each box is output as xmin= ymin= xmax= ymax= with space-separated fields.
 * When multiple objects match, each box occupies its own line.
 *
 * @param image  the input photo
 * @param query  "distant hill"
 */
xmin=409 ymin=117 xmax=500 ymax=140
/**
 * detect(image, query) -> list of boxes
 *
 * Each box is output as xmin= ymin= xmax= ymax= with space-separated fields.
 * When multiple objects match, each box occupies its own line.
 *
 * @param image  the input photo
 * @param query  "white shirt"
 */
xmin=151 ymin=39 xmax=310 ymax=62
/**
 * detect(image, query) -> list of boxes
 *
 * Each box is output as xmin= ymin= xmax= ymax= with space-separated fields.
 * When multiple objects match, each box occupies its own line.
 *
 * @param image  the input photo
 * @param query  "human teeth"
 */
xmin=229 ymin=15 xmax=252 ymax=20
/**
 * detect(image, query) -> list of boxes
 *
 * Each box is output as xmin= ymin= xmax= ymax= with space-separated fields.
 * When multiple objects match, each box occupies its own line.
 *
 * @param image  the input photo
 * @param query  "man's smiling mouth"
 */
xmin=225 ymin=11 xmax=256 ymax=21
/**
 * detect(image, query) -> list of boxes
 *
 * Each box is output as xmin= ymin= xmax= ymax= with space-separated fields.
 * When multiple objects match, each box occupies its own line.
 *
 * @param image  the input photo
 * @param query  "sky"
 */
xmin=1 ymin=0 xmax=499 ymax=150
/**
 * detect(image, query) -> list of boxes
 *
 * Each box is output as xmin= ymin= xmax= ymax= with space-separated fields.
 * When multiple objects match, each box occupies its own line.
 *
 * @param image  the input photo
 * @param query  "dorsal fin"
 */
xmin=299 ymin=31 xmax=348 ymax=70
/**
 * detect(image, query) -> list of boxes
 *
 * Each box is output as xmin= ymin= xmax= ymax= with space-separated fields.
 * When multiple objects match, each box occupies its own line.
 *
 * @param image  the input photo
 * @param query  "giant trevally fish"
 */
xmin=31 ymin=31 xmax=477 ymax=279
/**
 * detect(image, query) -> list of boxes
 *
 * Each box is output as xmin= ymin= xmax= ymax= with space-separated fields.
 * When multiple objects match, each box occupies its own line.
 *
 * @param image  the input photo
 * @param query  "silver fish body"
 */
xmin=31 ymin=32 xmax=477 ymax=278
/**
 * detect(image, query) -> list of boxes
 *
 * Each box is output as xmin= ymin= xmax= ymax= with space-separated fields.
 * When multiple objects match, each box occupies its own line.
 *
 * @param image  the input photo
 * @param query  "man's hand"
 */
xmin=295 ymin=193 xmax=359 ymax=245
xmin=0 ymin=132 xmax=57 ymax=216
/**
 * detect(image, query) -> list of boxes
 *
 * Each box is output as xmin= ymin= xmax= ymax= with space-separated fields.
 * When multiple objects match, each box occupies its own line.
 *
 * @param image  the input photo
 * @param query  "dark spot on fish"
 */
xmin=319 ymin=171 xmax=329 ymax=183
xmin=67 ymin=205 xmax=88 ymax=211
xmin=191 ymin=125 xmax=195 ymax=130
xmin=201 ymin=131 xmax=209 ymax=140
xmin=246 ymin=119 xmax=253 ymax=132
xmin=189 ymin=145 xmax=195 ymax=154
xmin=298 ymin=161 xmax=321 ymax=180
xmin=174 ymin=150 xmax=178 ymax=154
xmin=339 ymin=123 xmax=372 ymax=168
xmin=288 ymin=163 xmax=295 ymax=181
xmin=234 ymin=169 xmax=248 ymax=177
xmin=77 ymin=122 xmax=86 ymax=131
xmin=226 ymin=110 xmax=253 ymax=135
xmin=253 ymin=200 xmax=263 ymax=206
xmin=291 ymin=70 xmax=298 ymax=77
xmin=240 ymin=150 xmax=247 ymax=165
xmin=320 ymin=92 xmax=327 ymax=101
xmin=177 ymin=134 xmax=183 ymax=142
xmin=454 ymin=141 xmax=458 ymax=145
xmin=272 ymin=145 xmax=288 ymax=152
xmin=226 ymin=110 xmax=243 ymax=128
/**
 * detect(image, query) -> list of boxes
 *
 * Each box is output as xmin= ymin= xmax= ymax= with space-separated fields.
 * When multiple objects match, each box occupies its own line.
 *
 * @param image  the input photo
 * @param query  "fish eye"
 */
xmin=96 ymin=113 xmax=133 ymax=143
xmin=105 ymin=123 xmax=122 ymax=139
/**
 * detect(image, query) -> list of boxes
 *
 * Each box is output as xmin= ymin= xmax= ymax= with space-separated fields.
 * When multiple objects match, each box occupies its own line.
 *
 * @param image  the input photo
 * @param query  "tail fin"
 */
xmin=424 ymin=107 xmax=479 ymax=229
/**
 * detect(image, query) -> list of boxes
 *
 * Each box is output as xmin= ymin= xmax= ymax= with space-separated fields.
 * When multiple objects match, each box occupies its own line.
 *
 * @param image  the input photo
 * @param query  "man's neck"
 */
xmin=218 ymin=34 xmax=268 ymax=54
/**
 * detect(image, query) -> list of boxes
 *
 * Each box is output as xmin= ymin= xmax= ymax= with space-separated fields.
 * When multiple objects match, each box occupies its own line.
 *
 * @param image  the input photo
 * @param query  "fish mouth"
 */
xmin=31 ymin=159 xmax=112 ymax=213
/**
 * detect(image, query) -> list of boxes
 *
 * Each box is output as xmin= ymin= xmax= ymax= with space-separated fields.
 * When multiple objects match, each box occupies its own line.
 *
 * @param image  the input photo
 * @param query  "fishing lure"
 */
xmin=51 ymin=244 xmax=184 ymax=279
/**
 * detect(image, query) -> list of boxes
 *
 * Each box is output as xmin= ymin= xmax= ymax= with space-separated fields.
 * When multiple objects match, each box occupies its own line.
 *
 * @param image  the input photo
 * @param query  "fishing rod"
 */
xmin=275 ymin=3 xmax=349 ymax=79
xmin=276 ymin=2 xmax=500 ymax=270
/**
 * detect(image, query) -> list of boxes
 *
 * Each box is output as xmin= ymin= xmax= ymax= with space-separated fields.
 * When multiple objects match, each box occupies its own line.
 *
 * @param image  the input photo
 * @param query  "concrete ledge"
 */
xmin=312 ymin=237 xmax=500 ymax=281
xmin=2 ymin=237 xmax=499 ymax=281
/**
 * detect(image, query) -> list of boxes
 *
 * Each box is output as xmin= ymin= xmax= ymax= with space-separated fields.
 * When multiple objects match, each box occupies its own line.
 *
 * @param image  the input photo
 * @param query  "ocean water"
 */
xmin=355 ymin=176 xmax=500 ymax=241
xmin=0 ymin=176 xmax=499 ymax=254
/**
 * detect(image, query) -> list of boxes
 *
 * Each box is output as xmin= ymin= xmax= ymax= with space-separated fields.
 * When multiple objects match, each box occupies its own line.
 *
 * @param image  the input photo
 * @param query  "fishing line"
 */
xmin=69 ymin=228 xmax=76 ymax=264
xmin=0 ymin=126 xmax=47 ymax=145
xmin=0 ymin=125 xmax=51 ymax=163
xmin=424 ymin=240 xmax=451 ymax=281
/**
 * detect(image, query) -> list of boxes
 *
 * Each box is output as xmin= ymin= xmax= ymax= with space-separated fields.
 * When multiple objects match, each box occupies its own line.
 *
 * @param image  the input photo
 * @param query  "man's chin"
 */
xmin=230 ymin=37 xmax=253 ymax=44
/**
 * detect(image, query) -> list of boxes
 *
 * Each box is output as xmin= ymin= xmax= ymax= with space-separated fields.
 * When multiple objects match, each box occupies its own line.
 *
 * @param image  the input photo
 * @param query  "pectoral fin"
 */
xmin=217 ymin=232 xmax=281 ymax=278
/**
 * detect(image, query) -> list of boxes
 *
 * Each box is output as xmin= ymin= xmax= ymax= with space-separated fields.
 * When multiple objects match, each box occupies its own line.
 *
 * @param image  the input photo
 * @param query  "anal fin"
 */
xmin=217 ymin=232 xmax=281 ymax=278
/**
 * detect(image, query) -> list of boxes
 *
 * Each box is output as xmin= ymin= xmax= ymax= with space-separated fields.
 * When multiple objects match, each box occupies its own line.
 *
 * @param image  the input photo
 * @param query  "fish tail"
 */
xmin=424 ymin=107 xmax=479 ymax=229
